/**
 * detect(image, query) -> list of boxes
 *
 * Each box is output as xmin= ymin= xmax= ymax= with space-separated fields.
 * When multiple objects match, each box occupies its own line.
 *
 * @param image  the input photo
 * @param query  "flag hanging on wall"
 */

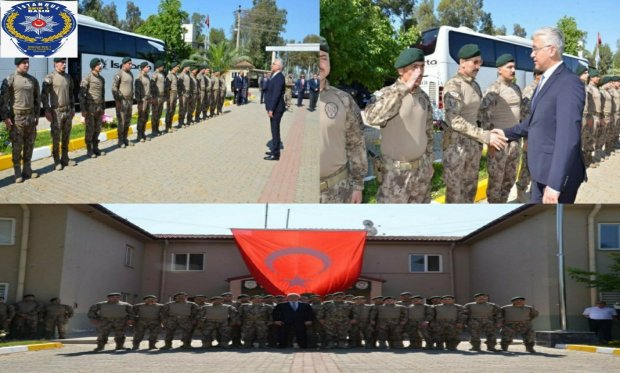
xmin=231 ymin=229 xmax=367 ymax=296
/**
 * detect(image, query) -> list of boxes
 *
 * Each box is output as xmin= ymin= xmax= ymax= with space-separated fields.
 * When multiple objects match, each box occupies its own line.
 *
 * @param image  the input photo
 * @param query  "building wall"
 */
xmin=0 ymin=205 xmax=23 ymax=302
xmin=60 ymin=207 xmax=146 ymax=332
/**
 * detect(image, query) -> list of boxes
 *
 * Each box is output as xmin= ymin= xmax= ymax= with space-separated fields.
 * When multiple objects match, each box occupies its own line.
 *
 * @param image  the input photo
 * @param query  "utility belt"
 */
xmin=13 ymin=108 xmax=33 ymax=116
xmin=381 ymin=156 xmax=421 ymax=171
xmin=320 ymin=164 xmax=349 ymax=192
xmin=53 ymin=105 xmax=72 ymax=112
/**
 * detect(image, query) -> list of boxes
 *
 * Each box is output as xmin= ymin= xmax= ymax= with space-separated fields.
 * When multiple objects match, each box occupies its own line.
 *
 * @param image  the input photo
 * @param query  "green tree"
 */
xmin=556 ymin=16 xmax=586 ymax=56
xmin=209 ymin=28 xmax=227 ymax=45
xmin=137 ymin=0 xmax=191 ymax=62
xmin=206 ymin=41 xmax=242 ymax=73
xmin=373 ymin=0 xmax=416 ymax=31
xmin=190 ymin=12 xmax=206 ymax=45
xmin=568 ymin=253 xmax=620 ymax=292
xmin=288 ymin=34 xmax=321 ymax=75
xmin=415 ymin=0 xmax=439 ymax=32
xmin=437 ymin=0 xmax=484 ymax=30
xmin=121 ymin=1 xmax=143 ymax=32
xmin=233 ymin=0 xmax=287 ymax=70
xmin=598 ymin=43 xmax=613 ymax=75
xmin=321 ymin=0 xmax=417 ymax=90
xmin=80 ymin=0 xmax=103 ymax=17
xmin=513 ymin=23 xmax=526 ymax=38
xmin=478 ymin=11 xmax=494 ymax=34
xmin=101 ymin=3 xmax=120 ymax=28
xmin=494 ymin=25 xmax=506 ymax=36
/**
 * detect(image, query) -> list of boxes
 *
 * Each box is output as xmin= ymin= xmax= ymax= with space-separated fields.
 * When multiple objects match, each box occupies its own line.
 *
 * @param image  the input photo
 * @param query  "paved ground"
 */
xmin=0 ymin=339 xmax=617 ymax=372
xmin=0 ymin=89 xmax=319 ymax=203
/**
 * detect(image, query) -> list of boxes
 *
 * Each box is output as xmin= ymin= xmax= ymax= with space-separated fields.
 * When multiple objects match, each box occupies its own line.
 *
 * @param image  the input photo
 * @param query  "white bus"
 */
xmin=413 ymin=26 xmax=588 ymax=122
xmin=0 ymin=14 xmax=166 ymax=106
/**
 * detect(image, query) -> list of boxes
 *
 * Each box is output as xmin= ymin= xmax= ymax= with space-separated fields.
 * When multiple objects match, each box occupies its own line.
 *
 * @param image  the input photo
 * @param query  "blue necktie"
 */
xmin=531 ymin=75 xmax=546 ymax=107
xmin=291 ymin=302 xmax=298 ymax=311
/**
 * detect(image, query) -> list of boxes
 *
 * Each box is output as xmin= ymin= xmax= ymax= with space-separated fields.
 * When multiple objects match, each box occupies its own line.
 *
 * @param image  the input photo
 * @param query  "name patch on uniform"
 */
xmin=325 ymin=102 xmax=338 ymax=119
xmin=1 ymin=1 xmax=78 ymax=58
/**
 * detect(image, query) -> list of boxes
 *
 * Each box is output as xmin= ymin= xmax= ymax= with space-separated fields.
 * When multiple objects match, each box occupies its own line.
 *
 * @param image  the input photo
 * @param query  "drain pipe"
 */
xmin=159 ymin=239 xmax=169 ymax=300
xmin=587 ymin=204 xmax=602 ymax=304
xmin=16 ymin=205 xmax=31 ymax=300
xmin=449 ymin=242 xmax=456 ymax=296
xmin=556 ymin=204 xmax=567 ymax=331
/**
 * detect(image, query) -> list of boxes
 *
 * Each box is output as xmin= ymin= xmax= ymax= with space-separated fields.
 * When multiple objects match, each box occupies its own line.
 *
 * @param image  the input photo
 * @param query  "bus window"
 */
xmin=562 ymin=56 xmax=580 ymax=73
xmin=136 ymin=39 xmax=165 ymax=62
xmin=78 ymin=25 xmax=103 ymax=54
xmin=448 ymin=31 xmax=495 ymax=68
xmin=495 ymin=41 xmax=515 ymax=63
xmin=104 ymin=32 xmax=137 ymax=57
xmin=414 ymin=28 xmax=439 ymax=56
xmin=515 ymin=45 xmax=534 ymax=72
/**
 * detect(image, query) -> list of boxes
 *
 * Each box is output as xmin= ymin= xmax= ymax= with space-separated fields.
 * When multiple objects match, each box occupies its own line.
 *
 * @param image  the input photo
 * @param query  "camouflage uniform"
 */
xmin=500 ymin=304 xmax=539 ymax=351
xmin=194 ymin=70 xmax=204 ymax=121
xmin=365 ymin=81 xmax=434 ymax=203
xmin=442 ymin=73 xmax=488 ymax=203
xmin=0 ymin=69 xmax=41 ymax=181
xmin=201 ymin=73 xmax=211 ymax=119
xmin=218 ymin=76 xmax=226 ymax=115
xmin=165 ymin=68 xmax=179 ymax=132
xmin=210 ymin=75 xmax=220 ymax=117
xmin=160 ymin=300 xmax=199 ymax=349
xmin=79 ymin=69 xmax=105 ymax=157
xmin=186 ymin=71 xmax=197 ymax=125
xmin=178 ymin=70 xmax=192 ymax=127
xmin=403 ymin=304 xmax=433 ymax=349
xmin=87 ymin=301 xmax=134 ymax=350
xmin=463 ymin=301 xmax=502 ymax=350
xmin=516 ymin=80 xmax=537 ymax=194
xmin=593 ymin=83 xmax=607 ymax=162
xmin=319 ymin=82 xmax=368 ymax=203
xmin=134 ymin=70 xmax=151 ymax=141
xmin=43 ymin=302 xmax=73 ymax=339
xmin=41 ymin=69 xmax=75 ymax=167
xmin=612 ymin=87 xmax=620 ymax=154
xmin=308 ymin=300 xmax=327 ymax=348
xmin=479 ymin=78 xmax=523 ymax=202
xmin=318 ymin=300 xmax=356 ymax=348
xmin=600 ymin=86 xmax=615 ymax=157
xmin=350 ymin=303 xmax=375 ymax=348
xmin=581 ymin=82 xmax=596 ymax=167
xmin=0 ymin=301 xmax=15 ymax=334
xmin=198 ymin=303 xmax=237 ymax=348
xmin=238 ymin=302 xmax=271 ymax=347
xmin=150 ymin=68 xmax=167 ymax=135
xmin=13 ymin=299 xmax=40 ymax=339
xmin=285 ymin=75 xmax=294 ymax=109
xmin=112 ymin=68 xmax=134 ymax=146
xmin=374 ymin=304 xmax=407 ymax=349
xmin=132 ymin=302 xmax=163 ymax=349
xmin=430 ymin=303 xmax=465 ymax=350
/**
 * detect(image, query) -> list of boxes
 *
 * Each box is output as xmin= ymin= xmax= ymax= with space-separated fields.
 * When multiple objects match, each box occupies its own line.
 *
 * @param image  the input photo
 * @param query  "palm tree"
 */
xmin=205 ymin=41 xmax=251 ymax=73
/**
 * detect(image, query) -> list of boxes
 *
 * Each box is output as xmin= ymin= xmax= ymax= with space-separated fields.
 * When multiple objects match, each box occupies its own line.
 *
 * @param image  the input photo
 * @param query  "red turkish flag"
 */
xmin=231 ymin=229 xmax=366 ymax=296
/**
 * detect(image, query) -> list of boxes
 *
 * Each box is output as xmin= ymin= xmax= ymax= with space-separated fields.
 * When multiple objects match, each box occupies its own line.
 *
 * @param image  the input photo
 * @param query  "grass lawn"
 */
xmin=0 ymin=340 xmax=50 ymax=347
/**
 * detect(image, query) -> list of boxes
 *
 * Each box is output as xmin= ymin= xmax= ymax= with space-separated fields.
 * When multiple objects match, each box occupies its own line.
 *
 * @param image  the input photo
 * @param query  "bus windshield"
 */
xmin=414 ymin=28 xmax=439 ymax=55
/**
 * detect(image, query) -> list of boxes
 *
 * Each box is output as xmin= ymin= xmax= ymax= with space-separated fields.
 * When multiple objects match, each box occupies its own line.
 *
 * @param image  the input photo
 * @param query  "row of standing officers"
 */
xmin=0 ymin=57 xmax=228 ymax=184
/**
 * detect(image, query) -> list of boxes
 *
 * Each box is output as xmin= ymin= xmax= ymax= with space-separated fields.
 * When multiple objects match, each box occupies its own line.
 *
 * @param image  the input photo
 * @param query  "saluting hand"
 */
xmin=404 ymin=68 xmax=423 ymax=91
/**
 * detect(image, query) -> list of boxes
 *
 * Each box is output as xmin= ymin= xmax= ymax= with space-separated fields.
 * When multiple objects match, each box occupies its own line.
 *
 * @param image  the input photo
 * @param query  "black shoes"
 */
xmin=264 ymin=154 xmax=279 ymax=161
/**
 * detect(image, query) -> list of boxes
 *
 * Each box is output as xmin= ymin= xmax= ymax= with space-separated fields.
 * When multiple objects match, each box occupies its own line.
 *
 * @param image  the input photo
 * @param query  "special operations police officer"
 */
xmin=165 ymin=61 xmax=180 ymax=133
xmin=365 ymin=47 xmax=434 ymax=203
xmin=41 ymin=58 xmax=76 ymax=170
xmin=80 ymin=58 xmax=106 ymax=158
xmin=87 ymin=292 xmax=134 ymax=352
xmin=134 ymin=61 xmax=152 ymax=143
xmin=1 ymin=58 xmax=41 ymax=183
xmin=150 ymin=60 xmax=167 ymax=136
xmin=112 ymin=57 xmax=134 ymax=148
xmin=319 ymin=37 xmax=368 ymax=203
xmin=442 ymin=44 xmax=507 ymax=203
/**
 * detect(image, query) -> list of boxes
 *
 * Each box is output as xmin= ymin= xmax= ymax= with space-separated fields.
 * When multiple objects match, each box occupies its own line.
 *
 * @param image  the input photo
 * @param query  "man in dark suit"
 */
xmin=492 ymin=27 xmax=586 ymax=203
xmin=272 ymin=293 xmax=315 ymax=348
xmin=308 ymin=73 xmax=320 ymax=111
xmin=295 ymin=74 xmax=307 ymax=107
xmin=264 ymin=59 xmax=286 ymax=161
xmin=234 ymin=72 xmax=244 ymax=106
xmin=260 ymin=73 xmax=270 ymax=104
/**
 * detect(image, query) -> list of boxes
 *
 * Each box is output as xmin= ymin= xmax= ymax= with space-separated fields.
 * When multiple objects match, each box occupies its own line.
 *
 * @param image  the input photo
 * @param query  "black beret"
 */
xmin=173 ymin=292 xmax=187 ymax=297
xmin=154 ymin=60 xmax=164 ymax=69
xmin=250 ymin=295 xmax=262 ymax=299
xmin=353 ymin=296 xmax=366 ymax=300
xmin=332 ymin=292 xmax=345 ymax=296
xmin=600 ymin=76 xmax=613 ymax=86
xmin=400 ymin=292 xmax=412 ymax=296
xmin=90 ymin=58 xmax=102 ymax=69
xmin=588 ymin=68 xmax=599 ymax=78
xmin=428 ymin=295 xmax=441 ymax=300
xmin=458 ymin=44 xmax=480 ymax=59
xmin=411 ymin=295 xmax=423 ymax=299
xmin=575 ymin=64 xmax=588 ymax=76
xmin=371 ymin=296 xmax=383 ymax=300
xmin=210 ymin=296 xmax=223 ymax=301
xmin=14 ymin=58 xmax=28 ymax=65
xmin=139 ymin=61 xmax=149 ymax=69
xmin=171 ymin=61 xmax=180 ymax=68
xmin=319 ymin=36 xmax=329 ymax=53
xmin=474 ymin=293 xmax=488 ymax=298
xmin=107 ymin=292 xmax=121 ymax=297
xmin=143 ymin=295 xmax=157 ymax=300
xmin=383 ymin=296 xmax=395 ymax=301
xmin=237 ymin=294 xmax=249 ymax=299
xmin=394 ymin=48 xmax=424 ymax=69
xmin=441 ymin=295 xmax=455 ymax=299
xmin=274 ymin=295 xmax=285 ymax=299
xmin=262 ymin=295 xmax=274 ymax=299
xmin=511 ymin=296 xmax=525 ymax=302
xmin=194 ymin=294 xmax=207 ymax=298
xmin=220 ymin=292 xmax=232 ymax=296
xmin=53 ymin=58 xmax=65 ymax=63
xmin=121 ymin=57 xmax=132 ymax=65
xmin=495 ymin=53 xmax=514 ymax=67
xmin=613 ymin=76 xmax=620 ymax=82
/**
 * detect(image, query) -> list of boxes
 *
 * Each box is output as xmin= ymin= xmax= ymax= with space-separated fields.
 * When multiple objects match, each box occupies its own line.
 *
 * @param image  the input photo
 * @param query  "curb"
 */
xmin=0 ymin=98 xmax=237 ymax=172
xmin=556 ymin=344 xmax=620 ymax=355
xmin=0 ymin=342 xmax=63 ymax=355
xmin=433 ymin=178 xmax=488 ymax=204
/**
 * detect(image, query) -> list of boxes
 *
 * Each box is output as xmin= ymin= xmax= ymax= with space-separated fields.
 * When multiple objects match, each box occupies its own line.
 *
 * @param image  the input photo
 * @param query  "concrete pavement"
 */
xmin=0 ymin=92 xmax=318 ymax=203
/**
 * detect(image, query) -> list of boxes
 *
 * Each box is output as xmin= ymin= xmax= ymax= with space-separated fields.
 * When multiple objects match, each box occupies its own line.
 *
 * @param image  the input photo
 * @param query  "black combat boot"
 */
xmin=500 ymin=342 xmax=509 ymax=351
xmin=93 ymin=340 xmax=106 ymax=352
xmin=159 ymin=340 xmax=172 ymax=350
xmin=86 ymin=143 xmax=95 ymax=158
xmin=13 ymin=166 xmax=23 ymax=183
xmin=487 ymin=343 xmax=499 ymax=352
xmin=469 ymin=341 xmax=481 ymax=351
xmin=148 ymin=341 xmax=157 ymax=350
xmin=114 ymin=337 xmax=128 ymax=350
xmin=93 ymin=140 xmax=106 ymax=156
xmin=525 ymin=344 xmax=536 ymax=353
xmin=131 ymin=339 xmax=141 ymax=350
xmin=22 ymin=163 xmax=38 ymax=179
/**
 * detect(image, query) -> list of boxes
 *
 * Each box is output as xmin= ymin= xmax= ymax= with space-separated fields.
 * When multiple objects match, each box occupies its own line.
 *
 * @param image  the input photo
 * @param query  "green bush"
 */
xmin=0 ymin=126 xmax=9 ymax=153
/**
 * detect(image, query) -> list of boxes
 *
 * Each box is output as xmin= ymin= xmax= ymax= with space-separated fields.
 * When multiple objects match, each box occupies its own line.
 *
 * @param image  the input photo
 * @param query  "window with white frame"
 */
xmin=125 ymin=245 xmax=134 ymax=268
xmin=171 ymin=253 xmax=205 ymax=271
xmin=409 ymin=254 xmax=442 ymax=273
xmin=599 ymin=224 xmax=620 ymax=250
xmin=0 ymin=283 xmax=8 ymax=300
xmin=0 ymin=218 xmax=16 ymax=245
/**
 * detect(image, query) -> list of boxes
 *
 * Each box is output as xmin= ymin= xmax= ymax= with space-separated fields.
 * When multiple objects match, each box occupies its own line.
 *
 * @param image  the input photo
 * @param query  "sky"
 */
xmin=103 ymin=204 xmax=519 ymax=237
xmin=104 ymin=0 xmax=319 ymax=42
xmin=483 ymin=0 xmax=620 ymax=53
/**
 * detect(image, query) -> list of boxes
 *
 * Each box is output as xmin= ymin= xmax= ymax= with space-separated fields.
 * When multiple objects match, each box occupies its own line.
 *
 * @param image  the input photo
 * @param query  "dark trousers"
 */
xmin=277 ymin=322 xmax=308 ymax=348
xmin=269 ymin=111 xmax=283 ymax=156
xmin=236 ymin=90 xmax=243 ymax=106
xmin=530 ymin=176 xmax=582 ymax=203
xmin=590 ymin=319 xmax=613 ymax=343
xmin=309 ymin=91 xmax=318 ymax=110
xmin=297 ymin=94 xmax=303 ymax=106
xmin=260 ymin=90 xmax=266 ymax=104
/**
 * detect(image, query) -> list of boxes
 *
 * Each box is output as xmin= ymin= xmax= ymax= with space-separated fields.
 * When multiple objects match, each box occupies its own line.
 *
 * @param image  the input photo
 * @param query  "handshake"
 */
xmin=488 ymin=129 xmax=509 ymax=151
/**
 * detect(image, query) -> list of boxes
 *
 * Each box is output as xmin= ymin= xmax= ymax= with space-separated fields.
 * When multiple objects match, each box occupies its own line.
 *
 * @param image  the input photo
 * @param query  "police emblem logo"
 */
xmin=325 ymin=102 xmax=338 ymax=119
xmin=1 ymin=1 xmax=77 ymax=57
